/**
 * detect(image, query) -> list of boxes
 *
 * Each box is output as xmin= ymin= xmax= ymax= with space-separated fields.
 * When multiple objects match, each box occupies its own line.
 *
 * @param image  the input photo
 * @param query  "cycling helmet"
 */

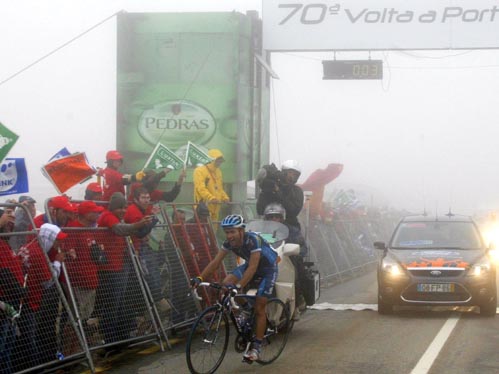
xmin=281 ymin=159 xmax=301 ymax=175
xmin=221 ymin=214 xmax=246 ymax=229
xmin=106 ymin=150 xmax=123 ymax=161
xmin=264 ymin=203 xmax=286 ymax=220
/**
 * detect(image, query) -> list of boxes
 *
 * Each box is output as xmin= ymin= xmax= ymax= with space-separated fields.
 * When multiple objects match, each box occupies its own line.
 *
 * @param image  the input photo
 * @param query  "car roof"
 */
xmin=400 ymin=214 xmax=474 ymax=223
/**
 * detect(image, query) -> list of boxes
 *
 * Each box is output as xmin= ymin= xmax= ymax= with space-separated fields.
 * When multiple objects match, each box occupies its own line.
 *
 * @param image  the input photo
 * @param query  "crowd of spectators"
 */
xmin=0 ymin=149 xmax=223 ymax=373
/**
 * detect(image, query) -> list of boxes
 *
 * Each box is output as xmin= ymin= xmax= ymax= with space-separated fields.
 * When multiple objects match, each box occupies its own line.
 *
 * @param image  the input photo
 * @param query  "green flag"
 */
xmin=0 ymin=122 xmax=19 ymax=163
xmin=143 ymin=142 xmax=184 ymax=171
xmin=185 ymin=141 xmax=213 ymax=167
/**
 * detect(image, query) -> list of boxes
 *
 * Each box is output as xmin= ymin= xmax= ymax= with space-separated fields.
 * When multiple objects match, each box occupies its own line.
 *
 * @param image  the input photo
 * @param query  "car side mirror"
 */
xmin=373 ymin=241 xmax=386 ymax=250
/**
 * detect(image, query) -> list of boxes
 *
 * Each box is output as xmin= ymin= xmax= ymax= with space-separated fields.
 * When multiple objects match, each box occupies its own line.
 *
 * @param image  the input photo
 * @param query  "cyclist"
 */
xmin=191 ymin=214 xmax=278 ymax=362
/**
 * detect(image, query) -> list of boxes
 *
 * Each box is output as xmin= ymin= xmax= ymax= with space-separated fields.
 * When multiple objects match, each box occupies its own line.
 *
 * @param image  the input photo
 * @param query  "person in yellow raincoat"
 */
xmin=193 ymin=149 xmax=230 ymax=221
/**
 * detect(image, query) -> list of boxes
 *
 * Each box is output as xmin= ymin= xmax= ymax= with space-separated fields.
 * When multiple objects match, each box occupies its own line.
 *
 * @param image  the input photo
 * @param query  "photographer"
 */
xmin=256 ymin=160 xmax=305 ymax=231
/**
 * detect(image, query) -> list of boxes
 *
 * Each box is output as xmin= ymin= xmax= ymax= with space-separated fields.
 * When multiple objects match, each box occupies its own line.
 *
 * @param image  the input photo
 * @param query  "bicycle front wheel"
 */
xmin=257 ymin=298 xmax=291 ymax=365
xmin=186 ymin=305 xmax=229 ymax=374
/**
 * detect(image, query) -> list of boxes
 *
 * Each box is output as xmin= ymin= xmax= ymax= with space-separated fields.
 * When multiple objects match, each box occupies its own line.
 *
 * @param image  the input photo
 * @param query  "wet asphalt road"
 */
xmin=99 ymin=270 xmax=498 ymax=374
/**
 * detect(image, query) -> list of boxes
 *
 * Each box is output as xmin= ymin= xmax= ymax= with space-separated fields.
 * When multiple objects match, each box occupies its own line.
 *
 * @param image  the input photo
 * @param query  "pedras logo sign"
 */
xmin=263 ymin=0 xmax=499 ymax=51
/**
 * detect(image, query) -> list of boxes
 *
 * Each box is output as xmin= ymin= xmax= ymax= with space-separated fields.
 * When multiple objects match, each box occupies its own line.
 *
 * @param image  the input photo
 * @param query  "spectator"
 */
xmin=63 ymin=201 xmax=104 ymax=355
xmin=96 ymin=192 xmax=152 ymax=348
xmin=257 ymin=159 xmax=304 ymax=231
xmin=186 ymin=202 xmax=210 ymax=224
xmin=0 ymin=209 xmax=25 ymax=374
xmin=124 ymin=187 xmax=171 ymax=315
xmin=99 ymin=150 xmax=144 ymax=201
xmin=10 ymin=195 xmax=37 ymax=250
xmin=128 ymin=168 xmax=185 ymax=203
xmin=172 ymin=209 xmax=186 ymax=224
xmin=14 ymin=223 xmax=67 ymax=368
xmin=193 ymin=149 xmax=230 ymax=222
xmin=84 ymin=182 xmax=103 ymax=201
xmin=33 ymin=195 xmax=73 ymax=228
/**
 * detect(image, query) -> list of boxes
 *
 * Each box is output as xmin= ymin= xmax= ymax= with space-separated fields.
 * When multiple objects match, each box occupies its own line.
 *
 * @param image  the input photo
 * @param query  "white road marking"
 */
xmin=410 ymin=313 xmax=460 ymax=374
xmin=309 ymin=303 xmax=377 ymax=311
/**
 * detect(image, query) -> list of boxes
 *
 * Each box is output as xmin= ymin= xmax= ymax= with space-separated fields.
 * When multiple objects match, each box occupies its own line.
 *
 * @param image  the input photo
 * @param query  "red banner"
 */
xmin=42 ymin=152 xmax=95 ymax=193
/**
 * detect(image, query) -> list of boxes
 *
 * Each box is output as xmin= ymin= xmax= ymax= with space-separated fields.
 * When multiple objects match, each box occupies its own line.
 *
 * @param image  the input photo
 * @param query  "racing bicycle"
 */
xmin=186 ymin=282 xmax=291 ymax=374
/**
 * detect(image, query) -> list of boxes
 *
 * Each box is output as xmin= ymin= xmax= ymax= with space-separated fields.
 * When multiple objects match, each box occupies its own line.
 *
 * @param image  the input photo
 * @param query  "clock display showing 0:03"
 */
xmin=352 ymin=63 xmax=381 ymax=78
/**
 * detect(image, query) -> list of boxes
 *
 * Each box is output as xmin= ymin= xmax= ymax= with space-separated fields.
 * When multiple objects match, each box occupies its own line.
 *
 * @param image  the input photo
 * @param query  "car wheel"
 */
xmin=378 ymin=296 xmax=393 ymax=315
xmin=479 ymin=296 xmax=497 ymax=317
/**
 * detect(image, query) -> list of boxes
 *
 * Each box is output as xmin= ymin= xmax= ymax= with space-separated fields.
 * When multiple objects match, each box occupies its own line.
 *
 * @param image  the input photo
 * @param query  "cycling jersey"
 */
xmin=222 ymin=231 xmax=278 ymax=270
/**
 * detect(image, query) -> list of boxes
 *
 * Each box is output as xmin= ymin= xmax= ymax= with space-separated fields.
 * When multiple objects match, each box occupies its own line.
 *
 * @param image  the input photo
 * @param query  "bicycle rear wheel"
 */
xmin=186 ymin=305 xmax=229 ymax=374
xmin=257 ymin=298 xmax=291 ymax=365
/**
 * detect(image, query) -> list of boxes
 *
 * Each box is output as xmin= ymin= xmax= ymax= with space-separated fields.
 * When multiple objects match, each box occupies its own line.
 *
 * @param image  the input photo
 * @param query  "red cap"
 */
xmin=86 ymin=182 xmax=103 ymax=193
xmin=106 ymin=150 xmax=123 ymax=161
xmin=78 ymin=201 xmax=104 ymax=215
xmin=48 ymin=196 xmax=73 ymax=212
xmin=57 ymin=231 xmax=68 ymax=240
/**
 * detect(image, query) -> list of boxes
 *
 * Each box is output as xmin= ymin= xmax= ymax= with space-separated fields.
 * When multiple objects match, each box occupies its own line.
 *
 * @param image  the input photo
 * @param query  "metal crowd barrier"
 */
xmin=1 ymin=199 xmax=399 ymax=374
xmin=307 ymin=215 xmax=399 ymax=286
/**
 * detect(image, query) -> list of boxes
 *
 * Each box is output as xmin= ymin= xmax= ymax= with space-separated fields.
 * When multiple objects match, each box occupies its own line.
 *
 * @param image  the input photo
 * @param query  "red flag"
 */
xmin=42 ymin=152 xmax=96 ymax=194
xmin=300 ymin=163 xmax=343 ymax=191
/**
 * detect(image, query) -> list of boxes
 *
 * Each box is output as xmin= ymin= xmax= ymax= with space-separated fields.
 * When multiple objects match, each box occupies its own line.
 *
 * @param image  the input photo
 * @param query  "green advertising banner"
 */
xmin=0 ymin=122 xmax=19 ymax=163
xmin=116 ymin=12 xmax=269 ymax=203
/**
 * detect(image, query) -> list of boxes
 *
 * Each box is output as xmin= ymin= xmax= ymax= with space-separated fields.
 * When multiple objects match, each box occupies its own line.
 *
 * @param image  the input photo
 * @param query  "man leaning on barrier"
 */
xmin=96 ymin=192 xmax=153 ymax=350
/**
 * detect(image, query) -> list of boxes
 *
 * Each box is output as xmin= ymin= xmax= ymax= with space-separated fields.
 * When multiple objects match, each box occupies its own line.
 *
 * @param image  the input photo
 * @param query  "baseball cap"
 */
xmin=78 ymin=201 xmax=104 ymax=215
xmin=86 ymin=182 xmax=103 ymax=193
xmin=48 ymin=196 xmax=73 ymax=212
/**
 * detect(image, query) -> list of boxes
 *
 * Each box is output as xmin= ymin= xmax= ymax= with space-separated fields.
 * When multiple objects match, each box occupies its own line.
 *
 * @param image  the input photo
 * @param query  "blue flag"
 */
xmin=49 ymin=147 xmax=71 ymax=162
xmin=0 ymin=158 xmax=29 ymax=196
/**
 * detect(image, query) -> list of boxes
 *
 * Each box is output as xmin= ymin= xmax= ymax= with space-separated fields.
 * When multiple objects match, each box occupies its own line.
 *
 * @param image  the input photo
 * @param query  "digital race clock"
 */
xmin=322 ymin=60 xmax=383 ymax=80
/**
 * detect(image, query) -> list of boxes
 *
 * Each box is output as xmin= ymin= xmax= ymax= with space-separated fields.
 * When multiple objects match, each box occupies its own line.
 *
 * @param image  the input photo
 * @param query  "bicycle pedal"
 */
xmin=242 ymin=356 xmax=254 ymax=365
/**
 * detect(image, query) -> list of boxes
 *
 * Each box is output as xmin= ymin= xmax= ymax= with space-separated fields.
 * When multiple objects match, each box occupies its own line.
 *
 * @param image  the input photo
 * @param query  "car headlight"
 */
xmin=382 ymin=257 xmax=405 ymax=277
xmin=468 ymin=257 xmax=492 ymax=277
xmin=488 ymin=248 xmax=499 ymax=265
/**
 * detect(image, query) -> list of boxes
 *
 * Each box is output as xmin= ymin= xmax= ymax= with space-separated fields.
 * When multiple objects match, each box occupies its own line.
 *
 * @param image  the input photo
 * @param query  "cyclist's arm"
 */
xmin=238 ymin=251 xmax=261 ymax=288
xmin=199 ymin=249 xmax=227 ymax=280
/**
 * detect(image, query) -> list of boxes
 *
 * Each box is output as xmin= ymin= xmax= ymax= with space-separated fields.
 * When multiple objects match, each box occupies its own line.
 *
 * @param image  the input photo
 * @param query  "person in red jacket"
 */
xmin=0 ymin=211 xmax=25 ymax=374
xmin=96 ymin=192 xmax=152 ymax=347
xmin=99 ymin=150 xmax=145 ymax=201
xmin=124 ymin=187 xmax=171 ymax=315
xmin=33 ymin=195 xmax=73 ymax=228
xmin=16 ymin=223 xmax=67 ymax=368
xmin=63 ymin=200 xmax=104 ymax=355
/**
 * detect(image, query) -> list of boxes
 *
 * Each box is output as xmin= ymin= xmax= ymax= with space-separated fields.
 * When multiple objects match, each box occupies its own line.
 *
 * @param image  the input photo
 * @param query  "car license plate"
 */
xmin=417 ymin=283 xmax=454 ymax=293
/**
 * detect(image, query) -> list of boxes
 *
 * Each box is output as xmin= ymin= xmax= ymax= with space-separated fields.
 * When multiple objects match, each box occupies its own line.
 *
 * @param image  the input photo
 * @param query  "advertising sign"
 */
xmin=263 ymin=0 xmax=499 ymax=51
xmin=117 ymin=12 xmax=266 ymax=193
xmin=0 ymin=158 xmax=29 ymax=196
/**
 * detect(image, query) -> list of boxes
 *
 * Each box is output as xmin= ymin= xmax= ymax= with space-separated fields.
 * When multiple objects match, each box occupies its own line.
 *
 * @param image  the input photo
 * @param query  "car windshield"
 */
xmin=391 ymin=221 xmax=483 ymax=249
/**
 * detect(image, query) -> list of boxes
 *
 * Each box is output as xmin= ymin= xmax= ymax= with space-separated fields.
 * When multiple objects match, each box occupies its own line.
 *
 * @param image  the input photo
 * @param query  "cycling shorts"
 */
xmin=231 ymin=263 xmax=278 ymax=299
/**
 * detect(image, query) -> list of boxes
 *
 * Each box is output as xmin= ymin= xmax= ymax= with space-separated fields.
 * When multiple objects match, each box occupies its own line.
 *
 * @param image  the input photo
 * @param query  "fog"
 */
xmin=1 ymin=0 xmax=499 ymax=215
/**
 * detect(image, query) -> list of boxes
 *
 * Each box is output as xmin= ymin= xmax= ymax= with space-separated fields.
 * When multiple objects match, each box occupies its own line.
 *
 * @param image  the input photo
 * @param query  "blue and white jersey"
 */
xmin=222 ymin=231 xmax=278 ymax=270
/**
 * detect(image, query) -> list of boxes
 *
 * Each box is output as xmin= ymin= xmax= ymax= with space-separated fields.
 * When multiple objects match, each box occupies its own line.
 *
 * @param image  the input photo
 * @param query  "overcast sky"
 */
xmin=1 ymin=0 xmax=499 ymax=215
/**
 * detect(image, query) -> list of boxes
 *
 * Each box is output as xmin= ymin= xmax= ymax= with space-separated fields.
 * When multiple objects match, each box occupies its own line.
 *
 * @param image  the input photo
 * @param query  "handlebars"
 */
xmin=191 ymin=282 xmax=240 ymax=310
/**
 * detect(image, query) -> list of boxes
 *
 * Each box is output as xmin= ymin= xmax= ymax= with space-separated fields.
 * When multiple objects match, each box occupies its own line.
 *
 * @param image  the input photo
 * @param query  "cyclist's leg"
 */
xmin=223 ymin=263 xmax=247 ymax=286
xmin=254 ymin=268 xmax=276 ymax=340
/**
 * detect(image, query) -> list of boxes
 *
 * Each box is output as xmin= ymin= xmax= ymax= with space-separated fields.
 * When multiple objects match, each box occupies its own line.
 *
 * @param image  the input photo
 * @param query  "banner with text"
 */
xmin=263 ymin=0 xmax=499 ymax=51
xmin=0 ymin=158 xmax=29 ymax=196
xmin=143 ymin=142 xmax=184 ymax=171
